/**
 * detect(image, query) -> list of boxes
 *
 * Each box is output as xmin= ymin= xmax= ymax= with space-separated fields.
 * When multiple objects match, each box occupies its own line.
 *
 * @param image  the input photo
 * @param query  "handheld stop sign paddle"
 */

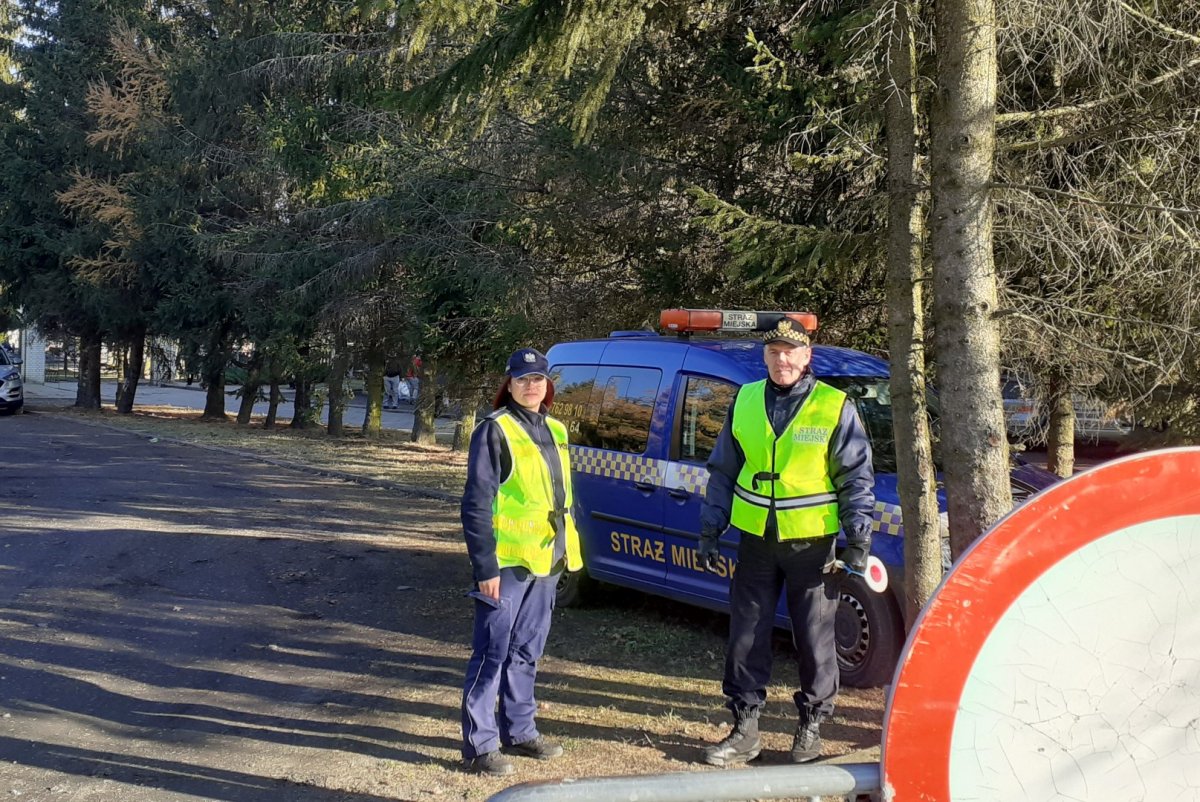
xmin=836 ymin=554 xmax=888 ymax=593
xmin=860 ymin=554 xmax=888 ymax=592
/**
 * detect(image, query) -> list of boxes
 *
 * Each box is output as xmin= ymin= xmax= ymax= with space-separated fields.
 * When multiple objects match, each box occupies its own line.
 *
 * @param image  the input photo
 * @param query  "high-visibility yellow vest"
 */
xmin=729 ymin=379 xmax=845 ymax=540
xmin=492 ymin=412 xmax=583 ymax=575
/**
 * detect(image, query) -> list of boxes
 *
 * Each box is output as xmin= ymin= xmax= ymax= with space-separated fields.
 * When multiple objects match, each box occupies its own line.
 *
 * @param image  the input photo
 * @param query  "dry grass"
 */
xmin=34 ymin=400 xmax=885 ymax=799
xmin=49 ymin=404 xmax=469 ymax=494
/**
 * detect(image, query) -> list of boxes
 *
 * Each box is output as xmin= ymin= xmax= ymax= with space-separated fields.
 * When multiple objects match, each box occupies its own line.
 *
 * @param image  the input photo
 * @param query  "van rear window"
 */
xmin=549 ymin=364 xmax=661 ymax=455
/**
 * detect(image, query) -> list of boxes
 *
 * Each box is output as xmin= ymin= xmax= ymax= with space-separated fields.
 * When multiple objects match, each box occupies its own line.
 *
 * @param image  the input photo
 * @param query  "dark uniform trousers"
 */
xmin=461 ymin=565 xmax=557 ymax=759
xmin=723 ymin=531 xmax=839 ymax=717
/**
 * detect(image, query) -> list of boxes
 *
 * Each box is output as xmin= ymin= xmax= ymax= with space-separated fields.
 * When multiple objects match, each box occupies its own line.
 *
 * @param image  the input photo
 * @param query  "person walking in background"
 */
xmin=458 ymin=347 xmax=584 ymax=776
xmin=698 ymin=319 xmax=875 ymax=766
xmin=406 ymin=355 xmax=422 ymax=403
xmin=384 ymin=361 xmax=403 ymax=409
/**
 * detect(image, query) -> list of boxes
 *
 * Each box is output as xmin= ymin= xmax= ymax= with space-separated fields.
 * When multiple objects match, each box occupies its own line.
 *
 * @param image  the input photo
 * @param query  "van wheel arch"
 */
xmin=836 ymin=575 xmax=905 ymax=688
xmin=555 ymin=569 xmax=596 ymax=608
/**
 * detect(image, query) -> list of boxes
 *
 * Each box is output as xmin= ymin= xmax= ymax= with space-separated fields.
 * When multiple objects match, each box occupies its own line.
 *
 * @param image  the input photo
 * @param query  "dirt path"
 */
xmin=0 ymin=414 xmax=882 ymax=801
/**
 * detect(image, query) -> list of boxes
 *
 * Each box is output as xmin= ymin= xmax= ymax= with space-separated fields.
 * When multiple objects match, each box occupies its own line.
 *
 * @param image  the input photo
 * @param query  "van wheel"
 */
xmin=835 ymin=575 xmax=904 ymax=688
xmin=555 ymin=570 xmax=595 ymax=608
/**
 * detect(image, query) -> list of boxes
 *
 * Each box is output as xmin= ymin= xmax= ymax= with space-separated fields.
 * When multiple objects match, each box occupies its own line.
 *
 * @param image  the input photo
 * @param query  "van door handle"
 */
xmin=632 ymin=479 xmax=657 ymax=493
xmin=667 ymin=487 xmax=690 ymax=501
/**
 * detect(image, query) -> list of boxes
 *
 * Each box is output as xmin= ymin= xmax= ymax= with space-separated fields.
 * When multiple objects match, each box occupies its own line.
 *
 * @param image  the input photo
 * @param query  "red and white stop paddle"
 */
xmin=836 ymin=554 xmax=888 ymax=593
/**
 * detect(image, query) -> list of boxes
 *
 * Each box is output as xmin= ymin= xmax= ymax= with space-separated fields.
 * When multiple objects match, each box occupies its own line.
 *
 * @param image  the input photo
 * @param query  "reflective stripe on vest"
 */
xmin=729 ymin=379 xmax=845 ymax=540
xmin=492 ymin=412 xmax=583 ymax=576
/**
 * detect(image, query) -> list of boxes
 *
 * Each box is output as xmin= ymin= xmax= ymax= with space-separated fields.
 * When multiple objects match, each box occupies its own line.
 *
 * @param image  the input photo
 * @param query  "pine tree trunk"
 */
xmin=361 ymin=343 xmax=385 ymax=439
xmin=201 ymin=366 xmax=226 ymax=420
xmin=236 ymin=350 xmax=264 ymax=426
xmin=1045 ymin=375 xmax=1075 ymax=477
xmin=199 ymin=324 xmax=228 ymax=421
xmin=290 ymin=376 xmax=312 ymax=429
xmin=327 ymin=334 xmax=351 ymax=437
xmin=265 ymin=381 xmax=282 ymax=429
xmin=411 ymin=358 xmax=438 ymax=445
xmin=113 ymin=344 xmax=126 ymax=408
xmin=115 ymin=329 xmax=146 ymax=414
xmin=930 ymin=0 xmax=1012 ymax=558
xmin=76 ymin=331 xmax=102 ymax=410
xmin=885 ymin=0 xmax=943 ymax=620
xmin=453 ymin=387 xmax=482 ymax=452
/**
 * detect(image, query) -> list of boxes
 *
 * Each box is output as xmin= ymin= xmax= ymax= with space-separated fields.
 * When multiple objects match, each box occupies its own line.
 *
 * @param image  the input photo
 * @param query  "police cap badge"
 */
xmin=762 ymin=318 xmax=811 ymax=347
xmin=506 ymin=348 xmax=550 ymax=378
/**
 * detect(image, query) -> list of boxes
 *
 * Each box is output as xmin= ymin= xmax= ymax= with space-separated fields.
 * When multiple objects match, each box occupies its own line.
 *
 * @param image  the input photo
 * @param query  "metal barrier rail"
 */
xmin=486 ymin=762 xmax=881 ymax=802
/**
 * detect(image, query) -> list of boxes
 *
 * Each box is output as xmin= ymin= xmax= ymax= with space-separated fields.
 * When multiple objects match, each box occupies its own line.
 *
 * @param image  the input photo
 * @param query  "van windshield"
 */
xmin=821 ymin=376 xmax=941 ymax=474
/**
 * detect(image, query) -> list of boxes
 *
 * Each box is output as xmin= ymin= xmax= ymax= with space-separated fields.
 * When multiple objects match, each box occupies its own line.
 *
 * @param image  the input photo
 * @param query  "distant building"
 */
xmin=2 ymin=326 xmax=46 ymax=384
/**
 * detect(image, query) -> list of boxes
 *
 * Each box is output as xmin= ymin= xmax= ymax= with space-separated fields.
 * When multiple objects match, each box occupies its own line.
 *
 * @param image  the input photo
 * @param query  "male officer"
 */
xmin=698 ymin=319 xmax=875 ymax=765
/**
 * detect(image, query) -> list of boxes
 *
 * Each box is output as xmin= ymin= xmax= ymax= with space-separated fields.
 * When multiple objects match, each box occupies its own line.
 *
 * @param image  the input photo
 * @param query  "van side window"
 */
xmin=822 ymin=376 xmax=902 ymax=473
xmin=548 ymin=364 xmax=601 ymax=445
xmin=679 ymin=376 xmax=738 ymax=464
xmin=549 ymin=365 xmax=660 ymax=453
xmin=593 ymin=367 xmax=661 ymax=454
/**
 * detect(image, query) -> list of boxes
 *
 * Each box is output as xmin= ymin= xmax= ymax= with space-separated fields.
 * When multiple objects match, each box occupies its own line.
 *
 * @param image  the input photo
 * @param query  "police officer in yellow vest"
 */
xmin=699 ymin=320 xmax=875 ymax=766
xmin=459 ymin=347 xmax=583 ymax=776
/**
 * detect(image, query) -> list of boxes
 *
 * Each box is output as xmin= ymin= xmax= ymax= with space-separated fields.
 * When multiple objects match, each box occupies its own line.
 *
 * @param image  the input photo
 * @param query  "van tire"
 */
xmin=555 ymin=569 xmax=595 ymax=608
xmin=835 ymin=575 xmax=904 ymax=688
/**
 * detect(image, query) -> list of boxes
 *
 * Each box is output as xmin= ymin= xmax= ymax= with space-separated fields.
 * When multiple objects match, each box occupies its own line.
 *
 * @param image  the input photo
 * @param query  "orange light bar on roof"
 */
xmin=659 ymin=309 xmax=819 ymax=335
xmin=661 ymin=309 xmax=723 ymax=332
xmin=783 ymin=312 xmax=819 ymax=333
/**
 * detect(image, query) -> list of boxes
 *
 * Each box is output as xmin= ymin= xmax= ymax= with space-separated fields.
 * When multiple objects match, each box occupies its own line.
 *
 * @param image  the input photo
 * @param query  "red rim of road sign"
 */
xmin=880 ymin=447 xmax=1200 ymax=800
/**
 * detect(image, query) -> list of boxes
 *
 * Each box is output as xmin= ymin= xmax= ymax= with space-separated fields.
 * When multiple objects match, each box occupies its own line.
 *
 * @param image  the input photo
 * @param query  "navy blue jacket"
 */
xmin=701 ymin=372 xmax=875 ymax=545
xmin=461 ymin=401 xmax=568 ymax=582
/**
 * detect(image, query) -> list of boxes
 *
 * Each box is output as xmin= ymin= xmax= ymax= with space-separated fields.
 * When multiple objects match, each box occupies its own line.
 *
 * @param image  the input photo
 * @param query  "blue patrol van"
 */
xmin=547 ymin=309 xmax=1057 ymax=687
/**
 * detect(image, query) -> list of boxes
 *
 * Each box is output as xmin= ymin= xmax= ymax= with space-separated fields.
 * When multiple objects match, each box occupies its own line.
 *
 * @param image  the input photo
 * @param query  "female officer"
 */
xmin=459 ymin=347 xmax=583 ymax=776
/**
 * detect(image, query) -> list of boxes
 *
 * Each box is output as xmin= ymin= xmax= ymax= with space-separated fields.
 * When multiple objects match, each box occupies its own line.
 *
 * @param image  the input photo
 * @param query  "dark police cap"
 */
xmin=506 ymin=347 xmax=550 ymax=378
xmin=762 ymin=318 xmax=811 ymax=347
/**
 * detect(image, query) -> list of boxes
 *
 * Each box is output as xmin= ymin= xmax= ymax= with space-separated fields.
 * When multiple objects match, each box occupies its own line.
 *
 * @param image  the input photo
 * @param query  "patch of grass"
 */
xmin=52 ymin=404 xmax=469 ymax=494
xmin=40 ymin=400 xmax=886 ymax=796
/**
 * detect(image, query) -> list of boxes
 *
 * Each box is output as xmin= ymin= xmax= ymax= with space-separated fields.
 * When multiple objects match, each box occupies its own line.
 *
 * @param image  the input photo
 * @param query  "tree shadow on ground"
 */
xmin=0 ymin=736 xmax=419 ymax=802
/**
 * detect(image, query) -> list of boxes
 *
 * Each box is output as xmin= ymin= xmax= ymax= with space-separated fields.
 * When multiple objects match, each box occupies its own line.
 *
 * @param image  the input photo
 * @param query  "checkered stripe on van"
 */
xmin=569 ymin=446 xmax=664 ymax=484
xmin=873 ymin=500 xmax=904 ymax=536
xmin=672 ymin=463 xmax=710 ymax=495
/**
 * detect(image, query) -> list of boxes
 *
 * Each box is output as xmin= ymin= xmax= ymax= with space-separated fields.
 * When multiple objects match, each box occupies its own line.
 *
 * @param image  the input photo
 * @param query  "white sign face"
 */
xmin=721 ymin=311 xmax=757 ymax=330
xmin=882 ymin=448 xmax=1200 ymax=802
xmin=950 ymin=515 xmax=1200 ymax=801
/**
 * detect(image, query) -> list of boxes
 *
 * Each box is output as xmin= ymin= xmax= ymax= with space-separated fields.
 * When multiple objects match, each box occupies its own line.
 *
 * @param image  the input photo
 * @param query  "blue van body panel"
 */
xmin=578 ymin=335 xmax=892 ymax=382
xmin=547 ymin=334 xmax=1056 ymax=625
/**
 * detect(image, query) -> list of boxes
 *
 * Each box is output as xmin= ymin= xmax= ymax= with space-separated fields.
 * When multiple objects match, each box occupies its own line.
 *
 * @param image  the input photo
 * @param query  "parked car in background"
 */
xmin=1002 ymin=374 xmax=1043 ymax=445
xmin=548 ymin=310 xmax=1059 ymax=688
xmin=1073 ymin=397 xmax=1135 ymax=444
xmin=1002 ymin=373 xmax=1134 ymax=445
xmin=0 ymin=344 xmax=23 ymax=415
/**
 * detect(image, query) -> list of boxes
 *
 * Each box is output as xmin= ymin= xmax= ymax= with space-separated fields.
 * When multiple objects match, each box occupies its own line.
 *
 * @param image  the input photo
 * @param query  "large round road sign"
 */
xmin=882 ymin=448 xmax=1200 ymax=801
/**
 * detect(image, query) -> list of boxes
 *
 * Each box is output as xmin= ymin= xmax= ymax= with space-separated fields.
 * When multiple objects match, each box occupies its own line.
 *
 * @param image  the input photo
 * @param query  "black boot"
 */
xmin=790 ymin=706 xmax=825 ymax=763
xmin=703 ymin=706 xmax=762 ymax=767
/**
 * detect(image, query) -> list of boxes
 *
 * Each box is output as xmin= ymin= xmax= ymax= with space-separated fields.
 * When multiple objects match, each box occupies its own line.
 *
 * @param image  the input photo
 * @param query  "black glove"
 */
xmin=837 ymin=542 xmax=870 ymax=574
xmin=697 ymin=531 xmax=721 ymax=573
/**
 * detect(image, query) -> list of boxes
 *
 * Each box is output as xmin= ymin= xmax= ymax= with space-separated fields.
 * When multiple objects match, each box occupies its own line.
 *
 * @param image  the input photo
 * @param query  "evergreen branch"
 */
xmin=994 ymin=182 xmax=1200 ymax=216
xmin=401 ymin=0 xmax=576 ymax=118
xmin=399 ymin=0 xmax=648 ymax=139
xmin=1117 ymin=2 xmax=1200 ymax=46
xmin=1003 ymin=120 xmax=1129 ymax=153
xmin=996 ymin=55 xmax=1200 ymax=126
